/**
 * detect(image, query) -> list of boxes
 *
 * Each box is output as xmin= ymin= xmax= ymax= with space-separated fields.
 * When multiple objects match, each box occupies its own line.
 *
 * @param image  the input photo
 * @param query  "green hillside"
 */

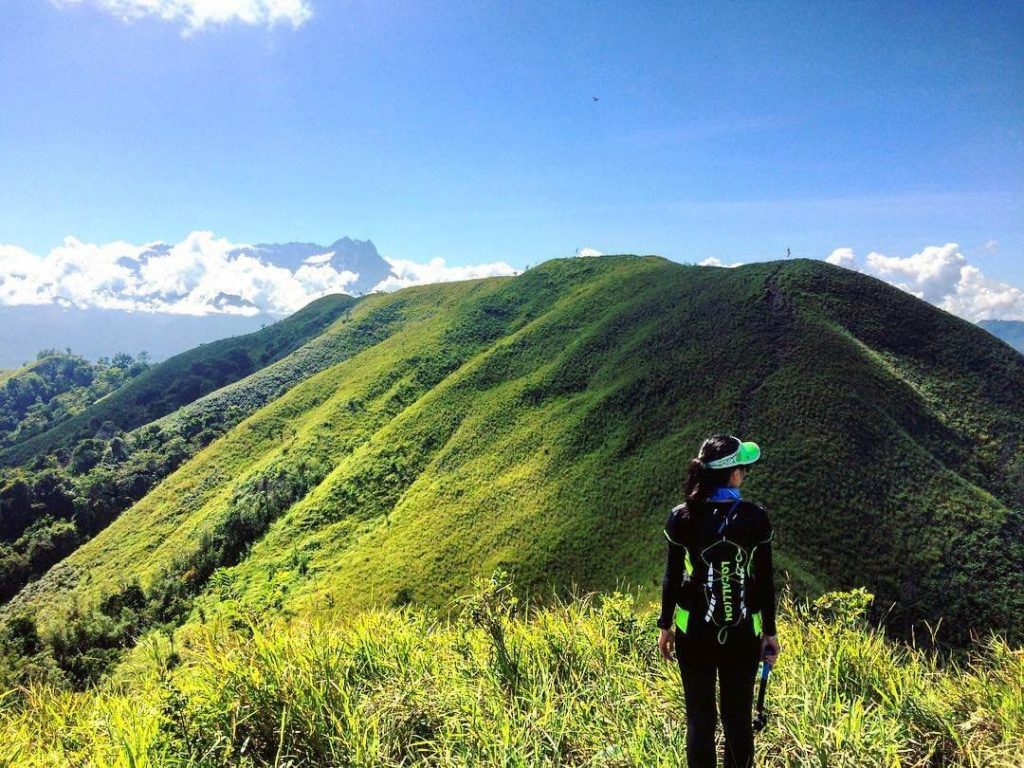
xmin=0 ymin=295 xmax=374 ymax=607
xmin=0 ymin=294 xmax=357 ymax=468
xmin=3 ymin=256 xmax=1022 ymax=688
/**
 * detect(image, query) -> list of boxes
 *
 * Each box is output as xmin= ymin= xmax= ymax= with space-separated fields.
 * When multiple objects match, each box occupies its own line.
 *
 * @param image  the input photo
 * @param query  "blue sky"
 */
xmin=1 ymin=1 xmax=1022 ymax=308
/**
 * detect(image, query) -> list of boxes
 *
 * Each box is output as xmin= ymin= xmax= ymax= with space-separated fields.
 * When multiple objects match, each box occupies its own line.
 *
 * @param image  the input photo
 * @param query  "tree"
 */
xmin=70 ymin=439 xmax=105 ymax=475
xmin=31 ymin=470 xmax=75 ymax=520
xmin=0 ymin=478 xmax=32 ymax=540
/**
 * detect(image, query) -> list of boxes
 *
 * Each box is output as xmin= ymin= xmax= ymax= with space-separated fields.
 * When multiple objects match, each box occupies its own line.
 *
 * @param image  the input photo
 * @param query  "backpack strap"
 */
xmin=714 ymin=498 xmax=742 ymax=536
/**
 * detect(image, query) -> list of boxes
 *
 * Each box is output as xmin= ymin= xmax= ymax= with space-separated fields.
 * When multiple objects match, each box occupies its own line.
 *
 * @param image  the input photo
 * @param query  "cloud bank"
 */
xmin=699 ymin=257 xmax=744 ymax=268
xmin=824 ymin=244 xmax=1024 ymax=322
xmin=824 ymin=248 xmax=855 ymax=267
xmin=54 ymin=0 xmax=312 ymax=31
xmin=373 ymin=255 xmax=519 ymax=292
xmin=0 ymin=231 xmax=518 ymax=316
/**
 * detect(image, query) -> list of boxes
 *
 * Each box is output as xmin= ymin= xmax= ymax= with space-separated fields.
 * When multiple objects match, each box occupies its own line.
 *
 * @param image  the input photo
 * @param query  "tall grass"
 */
xmin=1 ymin=571 xmax=1021 ymax=766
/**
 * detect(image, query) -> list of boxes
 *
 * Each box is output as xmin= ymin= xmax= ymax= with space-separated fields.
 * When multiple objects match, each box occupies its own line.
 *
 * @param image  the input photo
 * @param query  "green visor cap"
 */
xmin=705 ymin=439 xmax=761 ymax=469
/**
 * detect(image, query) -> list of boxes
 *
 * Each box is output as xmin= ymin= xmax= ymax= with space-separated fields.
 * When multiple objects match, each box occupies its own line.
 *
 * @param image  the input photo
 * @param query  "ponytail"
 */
xmin=683 ymin=458 xmax=706 ymax=509
xmin=682 ymin=435 xmax=741 ymax=515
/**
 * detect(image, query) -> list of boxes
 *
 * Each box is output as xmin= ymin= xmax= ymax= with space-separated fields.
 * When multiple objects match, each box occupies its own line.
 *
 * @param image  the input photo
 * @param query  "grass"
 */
xmin=2 ymin=256 xmax=1022 ymax=765
xmin=1 ymin=571 xmax=1021 ymax=767
xmin=5 ymin=256 xmax=1023 ymax=653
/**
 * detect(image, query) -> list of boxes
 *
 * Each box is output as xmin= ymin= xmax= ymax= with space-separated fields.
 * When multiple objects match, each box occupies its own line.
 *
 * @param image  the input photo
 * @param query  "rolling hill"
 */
xmin=2 ymin=255 xmax=1022 ymax=682
xmin=0 ymin=294 xmax=363 ymax=606
xmin=0 ymin=293 xmax=357 ymax=466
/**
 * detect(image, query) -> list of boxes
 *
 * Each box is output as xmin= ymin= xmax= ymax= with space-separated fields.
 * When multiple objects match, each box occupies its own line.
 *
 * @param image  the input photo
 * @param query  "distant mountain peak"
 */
xmin=228 ymin=237 xmax=391 ymax=295
xmin=979 ymin=319 xmax=1024 ymax=353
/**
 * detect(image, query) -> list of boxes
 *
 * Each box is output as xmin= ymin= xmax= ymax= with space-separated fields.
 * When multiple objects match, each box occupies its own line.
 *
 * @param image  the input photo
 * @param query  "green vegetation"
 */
xmin=0 ymin=349 xmax=150 ymax=450
xmin=0 ymin=293 xmax=357 ymax=468
xmin=0 ymin=350 xmax=150 ymax=606
xmin=1 ymin=572 xmax=1021 ymax=766
xmin=0 ymin=296 xmax=364 ymax=605
xmin=3 ymin=256 xmax=1022 ymax=665
xmin=0 ymin=256 xmax=1022 ymax=763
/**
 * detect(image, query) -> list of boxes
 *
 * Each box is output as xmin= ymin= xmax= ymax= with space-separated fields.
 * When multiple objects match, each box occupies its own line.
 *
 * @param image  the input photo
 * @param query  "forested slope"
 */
xmin=0 ymin=293 xmax=358 ymax=467
xmin=0 ymin=350 xmax=150 ymax=450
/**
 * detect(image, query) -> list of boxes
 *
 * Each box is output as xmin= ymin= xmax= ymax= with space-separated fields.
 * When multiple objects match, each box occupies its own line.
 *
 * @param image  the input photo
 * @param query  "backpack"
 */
xmin=670 ymin=498 xmax=766 ymax=644
xmin=698 ymin=499 xmax=750 ymax=641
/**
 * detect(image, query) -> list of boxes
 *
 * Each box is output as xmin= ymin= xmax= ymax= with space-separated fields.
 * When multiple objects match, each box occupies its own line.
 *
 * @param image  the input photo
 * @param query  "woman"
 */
xmin=657 ymin=434 xmax=781 ymax=768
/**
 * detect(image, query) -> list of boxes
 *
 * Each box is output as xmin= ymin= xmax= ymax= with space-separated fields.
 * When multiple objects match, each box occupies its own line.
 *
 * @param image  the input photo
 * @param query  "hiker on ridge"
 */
xmin=657 ymin=434 xmax=781 ymax=768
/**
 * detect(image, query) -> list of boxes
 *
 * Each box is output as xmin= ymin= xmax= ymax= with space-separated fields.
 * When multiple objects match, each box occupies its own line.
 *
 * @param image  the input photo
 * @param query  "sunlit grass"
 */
xmin=2 ymin=572 xmax=1021 ymax=767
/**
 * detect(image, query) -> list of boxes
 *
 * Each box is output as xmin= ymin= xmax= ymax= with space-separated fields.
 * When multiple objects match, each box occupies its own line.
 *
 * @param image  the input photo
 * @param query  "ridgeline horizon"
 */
xmin=1 ymin=254 xmax=1021 ymax=695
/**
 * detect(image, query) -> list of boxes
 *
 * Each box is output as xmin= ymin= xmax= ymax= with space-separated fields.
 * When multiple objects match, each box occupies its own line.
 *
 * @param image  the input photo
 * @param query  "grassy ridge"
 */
xmin=1 ymin=573 xmax=1021 ymax=766
xmin=194 ymin=257 xmax=1022 ymax=646
xmin=4 ymin=256 xmax=1023 ymax=652
xmin=0 ymin=294 xmax=358 ymax=468
xmin=0 ymin=296 xmax=376 ymax=609
xmin=2 ymin=272 xmax=565 ymax=627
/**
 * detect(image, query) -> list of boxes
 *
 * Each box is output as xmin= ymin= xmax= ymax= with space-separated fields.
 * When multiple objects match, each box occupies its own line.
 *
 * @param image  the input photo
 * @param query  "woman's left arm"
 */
xmin=753 ymin=520 xmax=780 ymax=661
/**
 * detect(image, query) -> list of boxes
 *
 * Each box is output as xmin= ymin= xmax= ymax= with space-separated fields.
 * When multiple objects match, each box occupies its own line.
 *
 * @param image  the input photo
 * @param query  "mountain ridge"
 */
xmin=2 ymin=255 xmax=1021 ymax=659
xmin=0 ymin=294 xmax=359 ymax=467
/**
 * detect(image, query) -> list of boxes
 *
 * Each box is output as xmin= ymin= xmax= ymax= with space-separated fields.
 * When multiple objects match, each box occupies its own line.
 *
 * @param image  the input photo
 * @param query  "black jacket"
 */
xmin=657 ymin=497 xmax=777 ymax=637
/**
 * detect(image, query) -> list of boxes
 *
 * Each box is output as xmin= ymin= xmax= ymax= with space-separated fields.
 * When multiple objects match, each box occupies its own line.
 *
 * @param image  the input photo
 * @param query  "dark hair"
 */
xmin=683 ymin=434 xmax=743 ymax=513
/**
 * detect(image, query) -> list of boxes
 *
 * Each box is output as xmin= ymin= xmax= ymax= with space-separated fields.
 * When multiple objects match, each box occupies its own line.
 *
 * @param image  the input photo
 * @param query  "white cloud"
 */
xmin=0 ymin=237 xmax=148 ymax=310
xmin=0 ymin=231 xmax=359 ymax=316
xmin=0 ymin=232 xmax=528 ymax=316
xmin=942 ymin=264 xmax=1024 ymax=322
xmin=821 ymin=243 xmax=1024 ymax=322
xmin=575 ymin=247 xmax=602 ymax=258
xmin=293 ymin=262 xmax=359 ymax=296
xmin=825 ymin=247 xmax=856 ymax=267
xmin=371 ymin=255 xmax=519 ymax=292
xmin=54 ymin=0 xmax=312 ymax=31
xmin=864 ymin=243 xmax=965 ymax=304
xmin=699 ymin=257 xmax=744 ymax=268
xmin=303 ymin=251 xmax=334 ymax=265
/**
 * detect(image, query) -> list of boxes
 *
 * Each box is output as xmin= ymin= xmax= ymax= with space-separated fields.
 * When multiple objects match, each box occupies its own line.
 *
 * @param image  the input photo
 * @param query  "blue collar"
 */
xmin=707 ymin=486 xmax=742 ymax=502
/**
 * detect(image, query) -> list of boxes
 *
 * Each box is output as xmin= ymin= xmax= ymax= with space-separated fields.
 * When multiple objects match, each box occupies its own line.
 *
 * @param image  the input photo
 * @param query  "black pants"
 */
xmin=675 ymin=623 xmax=761 ymax=768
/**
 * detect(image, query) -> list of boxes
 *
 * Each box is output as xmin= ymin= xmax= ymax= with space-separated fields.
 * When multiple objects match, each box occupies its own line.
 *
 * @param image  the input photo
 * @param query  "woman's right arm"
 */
xmin=657 ymin=518 xmax=686 ymax=661
xmin=657 ymin=509 xmax=687 ymax=631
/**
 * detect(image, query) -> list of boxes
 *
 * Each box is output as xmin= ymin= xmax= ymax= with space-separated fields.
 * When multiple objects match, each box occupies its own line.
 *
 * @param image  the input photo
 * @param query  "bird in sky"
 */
xmin=592 ymin=96 xmax=599 ymax=102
